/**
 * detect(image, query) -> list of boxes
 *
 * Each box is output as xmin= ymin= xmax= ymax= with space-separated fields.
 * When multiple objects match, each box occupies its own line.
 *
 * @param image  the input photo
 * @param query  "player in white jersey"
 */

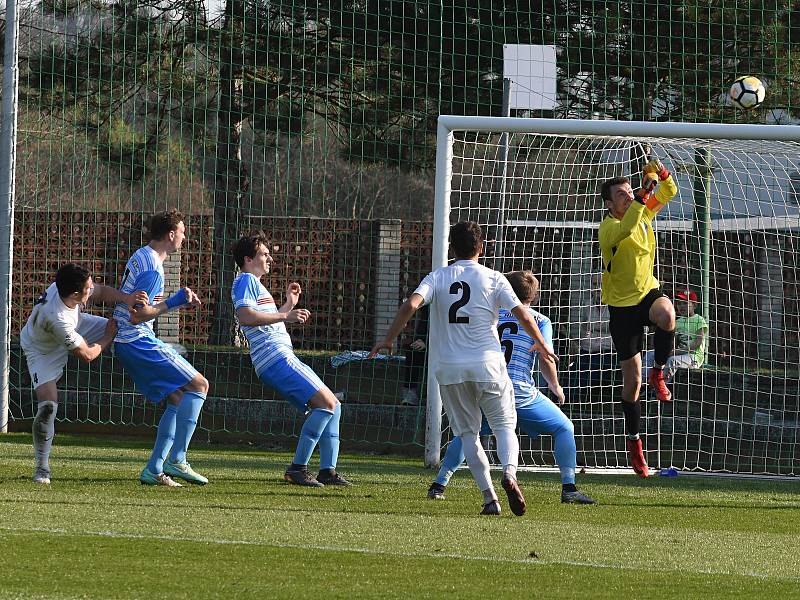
xmin=370 ymin=222 xmax=557 ymax=516
xmin=427 ymin=271 xmax=595 ymax=505
xmin=114 ymin=209 xmax=210 ymax=487
xmin=20 ymin=263 xmax=146 ymax=484
xmin=231 ymin=232 xmax=349 ymax=487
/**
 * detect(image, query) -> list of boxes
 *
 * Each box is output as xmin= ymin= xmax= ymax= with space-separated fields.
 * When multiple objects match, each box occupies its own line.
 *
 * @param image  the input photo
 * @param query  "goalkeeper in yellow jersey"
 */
xmin=598 ymin=157 xmax=678 ymax=478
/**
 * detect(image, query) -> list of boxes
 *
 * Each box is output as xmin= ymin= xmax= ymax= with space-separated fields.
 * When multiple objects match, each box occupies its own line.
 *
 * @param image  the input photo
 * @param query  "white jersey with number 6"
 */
xmin=413 ymin=259 xmax=521 ymax=385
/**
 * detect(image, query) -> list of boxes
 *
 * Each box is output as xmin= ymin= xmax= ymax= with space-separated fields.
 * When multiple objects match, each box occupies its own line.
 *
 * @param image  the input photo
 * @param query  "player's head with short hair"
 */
xmin=148 ymin=209 xmax=184 ymax=241
xmin=600 ymin=176 xmax=630 ymax=203
xmin=233 ymin=231 xmax=271 ymax=270
xmin=449 ymin=221 xmax=483 ymax=260
xmin=505 ymin=270 xmax=540 ymax=305
xmin=601 ymin=176 xmax=635 ymax=219
xmin=147 ymin=209 xmax=186 ymax=253
xmin=55 ymin=263 xmax=91 ymax=299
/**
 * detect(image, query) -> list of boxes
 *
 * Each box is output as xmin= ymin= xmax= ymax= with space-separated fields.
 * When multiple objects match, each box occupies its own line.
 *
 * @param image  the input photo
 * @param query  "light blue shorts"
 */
xmin=516 ymin=392 xmax=573 ymax=439
xmin=114 ymin=336 xmax=198 ymax=403
xmin=257 ymin=353 xmax=325 ymax=412
xmin=477 ymin=391 xmax=572 ymax=438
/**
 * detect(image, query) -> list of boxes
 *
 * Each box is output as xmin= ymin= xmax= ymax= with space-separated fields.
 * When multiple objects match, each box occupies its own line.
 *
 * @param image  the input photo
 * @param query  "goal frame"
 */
xmin=425 ymin=115 xmax=800 ymax=469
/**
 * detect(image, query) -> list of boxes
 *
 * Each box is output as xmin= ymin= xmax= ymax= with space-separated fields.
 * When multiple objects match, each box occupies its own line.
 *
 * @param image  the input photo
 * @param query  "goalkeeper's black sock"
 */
xmin=621 ymin=401 xmax=641 ymax=437
xmin=654 ymin=327 xmax=675 ymax=367
xmin=289 ymin=463 xmax=308 ymax=472
xmin=562 ymin=483 xmax=577 ymax=493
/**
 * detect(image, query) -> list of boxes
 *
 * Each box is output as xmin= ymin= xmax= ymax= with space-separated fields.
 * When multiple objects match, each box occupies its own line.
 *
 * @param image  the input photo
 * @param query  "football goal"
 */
xmin=426 ymin=116 xmax=800 ymax=477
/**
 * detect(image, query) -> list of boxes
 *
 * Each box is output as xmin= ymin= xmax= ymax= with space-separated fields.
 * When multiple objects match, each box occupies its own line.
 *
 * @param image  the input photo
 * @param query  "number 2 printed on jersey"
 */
xmin=448 ymin=281 xmax=470 ymax=324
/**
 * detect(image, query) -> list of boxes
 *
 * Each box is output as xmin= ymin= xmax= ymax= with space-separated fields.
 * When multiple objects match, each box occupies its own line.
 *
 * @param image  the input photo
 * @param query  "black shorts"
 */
xmin=608 ymin=289 xmax=668 ymax=361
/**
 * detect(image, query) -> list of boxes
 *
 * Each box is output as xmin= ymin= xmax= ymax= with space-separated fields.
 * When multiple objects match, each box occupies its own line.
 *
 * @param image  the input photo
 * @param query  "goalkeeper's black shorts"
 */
xmin=607 ymin=288 xmax=668 ymax=361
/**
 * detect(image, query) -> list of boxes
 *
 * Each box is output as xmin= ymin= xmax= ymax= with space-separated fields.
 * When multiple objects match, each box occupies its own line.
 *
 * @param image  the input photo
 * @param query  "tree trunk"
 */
xmin=208 ymin=0 xmax=248 ymax=345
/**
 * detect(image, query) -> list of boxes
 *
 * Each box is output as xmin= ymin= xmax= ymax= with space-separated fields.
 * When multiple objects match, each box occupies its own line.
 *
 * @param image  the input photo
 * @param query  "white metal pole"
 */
xmin=437 ymin=115 xmax=800 ymax=142
xmin=424 ymin=121 xmax=453 ymax=468
xmin=0 ymin=0 xmax=20 ymax=433
xmin=495 ymin=79 xmax=512 ymax=271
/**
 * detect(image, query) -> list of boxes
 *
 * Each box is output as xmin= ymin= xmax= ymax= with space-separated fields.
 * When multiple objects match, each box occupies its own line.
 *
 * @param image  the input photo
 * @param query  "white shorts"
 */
xmin=22 ymin=314 xmax=108 ymax=389
xmin=439 ymin=378 xmax=517 ymax=437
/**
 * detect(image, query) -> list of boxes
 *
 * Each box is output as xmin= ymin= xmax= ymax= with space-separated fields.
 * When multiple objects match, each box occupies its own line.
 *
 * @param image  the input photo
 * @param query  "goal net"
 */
xmin=427 ymin=116 xmax=800 ymax=477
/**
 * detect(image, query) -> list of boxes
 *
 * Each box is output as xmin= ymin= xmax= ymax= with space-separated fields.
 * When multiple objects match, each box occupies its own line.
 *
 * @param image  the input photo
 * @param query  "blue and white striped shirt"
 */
xmin=497 ymin=307 xmax=553 ymax=407
xmin=231 ymin=272 xmax=293 ymax=375
xmin=114 ymin=246 xmax=165 ymax=343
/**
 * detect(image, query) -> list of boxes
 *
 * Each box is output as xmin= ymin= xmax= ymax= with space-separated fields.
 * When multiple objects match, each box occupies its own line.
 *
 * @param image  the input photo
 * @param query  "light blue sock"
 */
xmin=293 ymin=408 xmax=334 ymax=466
xmin=319 ymin=403 xmax=342 ymax=470
xmin=147 ymin=404 xmax=178 ymax=474
xmin=434 ymin=436 xmax=465 ymax=486
xmin=553 ymin=423 xmax=578 ymax=485
xmin=169 ymin=391 xmax=206 ymax=464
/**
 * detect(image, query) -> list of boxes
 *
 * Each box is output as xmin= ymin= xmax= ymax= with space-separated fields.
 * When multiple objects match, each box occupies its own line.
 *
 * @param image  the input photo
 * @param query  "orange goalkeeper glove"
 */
xmin=643 ymin=158 xmax=670 ymax=181
xmin=633 ymin=176 xmax=657 ymax=205
xmin=639 ymin=158 xmax=671 ymax=209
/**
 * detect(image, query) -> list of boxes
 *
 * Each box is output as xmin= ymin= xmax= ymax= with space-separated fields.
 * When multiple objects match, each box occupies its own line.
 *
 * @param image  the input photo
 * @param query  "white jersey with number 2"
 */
xmin=413 ymin=259 xmax=521 ymax=385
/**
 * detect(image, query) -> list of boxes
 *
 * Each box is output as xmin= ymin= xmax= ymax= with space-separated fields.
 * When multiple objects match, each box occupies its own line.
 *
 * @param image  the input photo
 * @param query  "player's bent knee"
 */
xmin=653 ymin=306 xmax=676 ymax=331
xmin=307 ymin=388 xmax=337 ymax=411
xmin=186 ymin=374 xmax=209 ymax=394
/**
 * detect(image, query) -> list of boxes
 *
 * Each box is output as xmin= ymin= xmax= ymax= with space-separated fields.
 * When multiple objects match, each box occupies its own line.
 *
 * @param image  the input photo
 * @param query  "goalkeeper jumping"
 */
xmin=598 ymin=157 xmax=678 ymax=478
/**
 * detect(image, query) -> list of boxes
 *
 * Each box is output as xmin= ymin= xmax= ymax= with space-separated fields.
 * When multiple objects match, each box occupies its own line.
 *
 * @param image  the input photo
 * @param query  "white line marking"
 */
xmin=1 ymin=525 xmax=797 ymax=582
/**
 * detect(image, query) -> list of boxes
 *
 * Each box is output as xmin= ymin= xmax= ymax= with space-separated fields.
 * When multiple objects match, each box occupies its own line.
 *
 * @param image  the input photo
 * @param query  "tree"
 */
xmin=557 ymin=1 xmax=797 ymax=121
xmin=16 ymin=0 xmax=800 ymax=345
xmin=208 ymin=0 xmax=247 ymax=345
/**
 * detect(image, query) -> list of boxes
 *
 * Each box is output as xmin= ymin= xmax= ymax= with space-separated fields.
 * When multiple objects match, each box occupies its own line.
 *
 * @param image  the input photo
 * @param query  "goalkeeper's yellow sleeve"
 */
xmin=647 ymin=173 xmax=677 ymax=209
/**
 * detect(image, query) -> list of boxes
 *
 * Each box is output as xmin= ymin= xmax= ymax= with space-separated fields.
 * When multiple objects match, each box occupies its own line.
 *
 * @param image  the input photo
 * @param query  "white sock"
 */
xmin=460 ymin=432 xmax=495 ymax=498
xmin=32 ymin=401 xmax=57 ymax=472
xmin=493 ymin=427 xmax=519 ymax=480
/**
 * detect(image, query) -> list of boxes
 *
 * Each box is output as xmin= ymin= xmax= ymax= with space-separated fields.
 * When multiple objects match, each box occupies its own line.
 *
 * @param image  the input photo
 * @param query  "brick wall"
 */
xmin=12 ymin=212 xmax=433 ymax=351
xmin=12 ymin=212 xmax=796 ymax=366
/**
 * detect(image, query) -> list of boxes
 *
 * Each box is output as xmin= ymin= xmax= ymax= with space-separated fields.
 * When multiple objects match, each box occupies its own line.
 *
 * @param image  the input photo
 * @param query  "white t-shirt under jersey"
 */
xmin=413 ymin=259 xmax=521 ymax=385
xmin=20 ymin=283 xmax=88 ymax=354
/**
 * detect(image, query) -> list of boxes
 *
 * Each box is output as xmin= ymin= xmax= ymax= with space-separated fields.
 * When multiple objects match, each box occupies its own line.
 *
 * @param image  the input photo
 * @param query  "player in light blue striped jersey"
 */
xmin=231 ymin=232 xmax=349 ymax=487
xmin=115 ymin=209 xmax=210 ymax=487
xmin=428 ymin=271 xmax=595 ymax=505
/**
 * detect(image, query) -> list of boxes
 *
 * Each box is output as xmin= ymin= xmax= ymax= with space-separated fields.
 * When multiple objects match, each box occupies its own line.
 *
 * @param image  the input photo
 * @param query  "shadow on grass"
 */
xmin=0 ymin=491 xmax=425 ymax=517
xmin=537 ymin=473 xmax=800 ymax=497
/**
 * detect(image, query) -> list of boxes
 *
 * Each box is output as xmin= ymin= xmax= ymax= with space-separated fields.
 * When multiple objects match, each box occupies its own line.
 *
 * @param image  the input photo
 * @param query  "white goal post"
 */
xmin=426 ymin=116 xmax=800 ymax=477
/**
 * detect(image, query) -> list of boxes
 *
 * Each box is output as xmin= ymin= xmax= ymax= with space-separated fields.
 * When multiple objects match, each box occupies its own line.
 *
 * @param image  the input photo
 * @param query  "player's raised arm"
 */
xmin=129 ymin=287 xmax=198 ymax=325
xmin=369 ymin=293 xmax=424 ymax=358
xmin=89 ymin=284 xmax=148 ymax=309
xmin=511 ymin=305 xmax=558 ymax=364
xmin=641 ymin=158 xmax=677 ymax=215
xmin=70 ymin=318 xmax=118 ymax=363
xmin=280 ymin=282 xmax=302 ymax=312
xmin=236 ymin=305 xmax=309 ymax=326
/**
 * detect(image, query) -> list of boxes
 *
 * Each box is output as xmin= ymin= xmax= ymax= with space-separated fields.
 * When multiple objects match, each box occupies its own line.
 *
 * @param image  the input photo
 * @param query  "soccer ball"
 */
xmin=729 ymin=76 xmax=765 ymax=110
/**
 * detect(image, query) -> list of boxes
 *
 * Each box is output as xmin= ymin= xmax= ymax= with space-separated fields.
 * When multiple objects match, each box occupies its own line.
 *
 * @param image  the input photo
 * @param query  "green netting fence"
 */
xmin=5 ymin=1 xmax=800 ymax=452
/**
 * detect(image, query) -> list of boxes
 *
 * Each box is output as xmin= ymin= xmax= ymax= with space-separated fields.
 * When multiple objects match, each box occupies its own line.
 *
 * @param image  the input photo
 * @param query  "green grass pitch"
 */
xmin=2 ymin=432 xmax=799 ymax=599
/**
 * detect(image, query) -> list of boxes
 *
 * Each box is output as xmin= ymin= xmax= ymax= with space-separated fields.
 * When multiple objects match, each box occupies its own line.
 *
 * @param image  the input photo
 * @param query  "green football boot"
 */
xmin=164 ymin=460 xmax=209 ymax=485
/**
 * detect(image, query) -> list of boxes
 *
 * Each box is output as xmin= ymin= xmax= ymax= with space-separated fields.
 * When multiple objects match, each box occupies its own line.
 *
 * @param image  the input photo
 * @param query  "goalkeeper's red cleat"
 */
xmin=626 ymin=438 xmax=650 ymax=478
xmin=648 ymin=368 xmax=672 ymax=403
